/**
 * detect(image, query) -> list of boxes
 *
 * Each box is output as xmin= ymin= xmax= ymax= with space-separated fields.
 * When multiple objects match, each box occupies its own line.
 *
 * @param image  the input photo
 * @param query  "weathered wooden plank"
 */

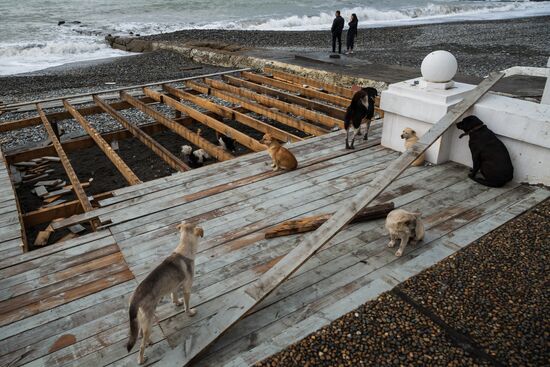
xmin=143 ymin=87 xmax=266 ymax=152
xmin=223 ymin=74 xmax=346 ymax=119
xmin=164 ymin=84 xmax=302 ymax=143
xmin=120 ymin=91 xmax=233 ymax=161
xmin=63 ymin=100 xmax=142 ymax=185
xmin=36 ymin=104 xmax=95 ymax=226
xmin=93 ymin=95 xmax=190 ymax=172
xmin=264 ymin=67 xmax=355 ymax=99
xmin=158 ymin=71 xmax=505 ymax=365
xmin=187 ymin=81 xmax=328 ymax=137
xmin=205 ymin=78 xmax=344 ymax=130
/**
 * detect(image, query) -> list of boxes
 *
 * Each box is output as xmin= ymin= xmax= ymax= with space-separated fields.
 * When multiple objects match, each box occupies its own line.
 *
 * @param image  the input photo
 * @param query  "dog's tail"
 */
xmin=126 ymin=300 xmax=139 ymax=352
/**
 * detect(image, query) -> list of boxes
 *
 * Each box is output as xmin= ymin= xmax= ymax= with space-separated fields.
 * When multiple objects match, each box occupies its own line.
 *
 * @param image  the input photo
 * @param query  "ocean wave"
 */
xmin=0 ymin=40 xmax=131 ymax=75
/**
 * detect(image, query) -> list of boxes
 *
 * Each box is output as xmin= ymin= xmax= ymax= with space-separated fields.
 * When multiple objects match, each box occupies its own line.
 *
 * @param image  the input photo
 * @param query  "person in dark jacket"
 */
xmin=346 ymin=13 xmax=358 ymax=54
xmin=331 ymin=10 xmax=345 ymax=54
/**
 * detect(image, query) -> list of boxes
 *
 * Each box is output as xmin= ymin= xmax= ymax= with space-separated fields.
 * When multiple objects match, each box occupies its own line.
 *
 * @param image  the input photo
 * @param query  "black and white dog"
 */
xmin=344 ymin=87 xmax=378 ymax=149
xmin=456 ymin=115 xmax=513 ymax=187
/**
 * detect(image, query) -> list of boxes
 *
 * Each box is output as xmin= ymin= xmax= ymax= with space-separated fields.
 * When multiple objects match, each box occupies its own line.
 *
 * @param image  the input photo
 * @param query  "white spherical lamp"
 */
xmin=421 ymin=50 xmax=457 ymax=83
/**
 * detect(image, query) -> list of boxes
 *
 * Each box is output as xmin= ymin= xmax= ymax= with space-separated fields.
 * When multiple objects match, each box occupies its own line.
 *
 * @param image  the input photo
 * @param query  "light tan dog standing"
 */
xmin=385 ymin=209 xmax=425 ymax=257
xmin=260 ymin=133 xmax=298 ymax=171
xmin=401 ymin=128 xmax=425 ymax=166
xmin=126 ymin=222 xmax=204 ymax=364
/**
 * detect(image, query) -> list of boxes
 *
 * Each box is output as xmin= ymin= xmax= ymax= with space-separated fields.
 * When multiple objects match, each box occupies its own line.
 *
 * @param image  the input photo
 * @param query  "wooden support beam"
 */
xmin=0 ymin=97 xmax=156 ymax=133
xmin=120 ymin=91 xmax=233 ymax=161
xmin=241 ymin=71 xmax=350 ymax=108
xmin=93 ymin=95 xmax=190 ymax=172
xmin=36 ymin=103 xmax=96 ymax=226
xmin=265 ymin=202 xmax=395 ymax=238
xmin=63 ymin=100 xmax=142 ymax=185
xmin=142 ymin=87 xmax=266 ymax=152
xmin=264 ymin=67 xmax=355 ymax=99
xmin=223 ymin=74 xmax=346 ymax=120
xmin=163 ymin=84 xmax=302 ymax=143
xmin=159 ymin=71 xmax=505 ymax=366
xmin=22 ymin=191 xmax=112 ymax=227
xmin=205 ymin=78 xmax=344 ymax=130
xmin=186 ymin=81 xmax=328 ymax=137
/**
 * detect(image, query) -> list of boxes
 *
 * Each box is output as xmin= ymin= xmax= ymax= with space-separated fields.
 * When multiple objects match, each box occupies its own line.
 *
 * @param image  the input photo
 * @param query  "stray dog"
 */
xmin=181 ymin=145 xmax=210 ymax=168
xmin=216 ymin=131 xmax=236 ymax=153
xmin=401 ymin=128 xmax=425 ymax=166
xmin=456 ymin=115 xmax=513 ymax=187
xmin=385 ymin=209 xmax=424 ymax=257
xmin=260 ymin=133 xmax=297 ymax=171
xmin=126 ymin=222 xmax=204 ymax=364
xmin=344 ymin=87 xmax=378 ymax=149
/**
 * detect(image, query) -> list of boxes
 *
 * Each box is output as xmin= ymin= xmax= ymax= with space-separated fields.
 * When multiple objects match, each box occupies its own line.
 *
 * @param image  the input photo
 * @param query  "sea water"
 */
xmin=1 ymin=0 xmax=549 ymax=75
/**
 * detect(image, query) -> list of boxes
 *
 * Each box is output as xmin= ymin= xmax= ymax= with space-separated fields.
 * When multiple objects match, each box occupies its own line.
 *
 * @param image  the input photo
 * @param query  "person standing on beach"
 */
xmin=346 ymin=13 xmax=358 ymax=54
xmin=331 ymin=10 xmax=345 ymax=54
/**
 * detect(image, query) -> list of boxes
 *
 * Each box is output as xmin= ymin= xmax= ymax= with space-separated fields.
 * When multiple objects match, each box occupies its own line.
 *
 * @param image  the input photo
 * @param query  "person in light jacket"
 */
xmin=346 ymin=13 xmax=358 ymax=54
xmin=331 ymin=10 xmax=345 ymax=54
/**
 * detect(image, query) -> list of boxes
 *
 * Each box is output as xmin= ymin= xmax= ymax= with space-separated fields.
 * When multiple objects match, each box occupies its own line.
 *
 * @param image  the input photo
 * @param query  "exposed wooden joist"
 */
xmin=186 ymin=81 xmax=328 ymax=137
xmin=63 ymin=100 xmax=142 ymax=185
xmin=120 ymin=91 xmax=234 ymax=161
xmin=22 ymin=191 xmax=112 ymax=227
xmin=93 ymin=95 xmax=190 ymax=172
xmin=222 ymin=74 xmax=346 ymax=120
xmin=0 ymin=97 xmax=156 ymax=133
xmin=159 ymin=71 xmax=506 ymax=366
xmin=163 ymin=84 xmax=302 ymax=143
xmin=241 ymin=71 xmax=350 ymax=108
xmin=142 ymin=87 xmax=266 ymax=152
xmin=36 ymin=103 xmax=96 ymax=226
xmin=205 ymin=78 xmax=344 ymax=130
xmin=264 ymin=67 xmax=355 ymax=99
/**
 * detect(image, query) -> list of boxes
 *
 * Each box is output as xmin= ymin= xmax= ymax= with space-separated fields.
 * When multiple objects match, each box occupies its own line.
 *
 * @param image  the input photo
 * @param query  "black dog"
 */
xmin=456 ymin=115 xmax=513 ymax=187
xmin=344 ymin=87 xmax=377 ymax=149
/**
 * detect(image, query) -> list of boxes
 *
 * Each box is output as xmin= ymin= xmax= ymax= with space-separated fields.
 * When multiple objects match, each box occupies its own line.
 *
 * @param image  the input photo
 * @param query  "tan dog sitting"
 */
xmin=385 ymin=209 xmax=425 ymax=257
xmin=126 ymin=222 xmax=203 ymax=364
xmin=260 ymin=133 xmax=298 ymax=171
xmin=401 ymin=128 xmax=425 ymax=166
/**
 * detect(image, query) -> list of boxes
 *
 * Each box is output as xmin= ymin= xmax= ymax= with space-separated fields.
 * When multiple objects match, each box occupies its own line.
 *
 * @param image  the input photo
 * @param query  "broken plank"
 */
xmin=265 ymin=202 xmax=395 ymax=239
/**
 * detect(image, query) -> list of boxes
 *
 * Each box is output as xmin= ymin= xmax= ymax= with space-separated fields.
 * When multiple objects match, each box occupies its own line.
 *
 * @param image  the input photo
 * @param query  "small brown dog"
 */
xmin=385 ymin=209 xmax=425 ymax=257
xmin=260 ymin=133 xmax=298 ymax=171
xmin=401 ymin=128 xmax=425 ymax=166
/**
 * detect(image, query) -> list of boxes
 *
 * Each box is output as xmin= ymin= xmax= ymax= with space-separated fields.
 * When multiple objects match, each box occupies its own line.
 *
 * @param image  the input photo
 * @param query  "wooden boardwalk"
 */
xmin=0 ymin=149 xmax=24 ymax=258
xmin=0 ymin=124 xmax=548 ymax=366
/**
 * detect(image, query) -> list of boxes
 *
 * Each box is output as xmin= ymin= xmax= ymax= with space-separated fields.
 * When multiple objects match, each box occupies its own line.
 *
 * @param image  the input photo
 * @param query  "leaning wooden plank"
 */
xmin=264 ymin=67 xmax=355 ymax=99
xmin=163 ymin=84 xmax=302 ymax=143
xmin=159 ymin=71 xmax=505 ymax=365
xmin=205 ymin=78 xmax=344 ymax=130
xmin=143 ymin=87 xmax=266 ymax=152
xmin=93 ymin=95 xmax=190 ymax=172
xmin=265 ymin=202 xmax=394 ymax=239
xmin=223 ymin=74 xmax=346 ymax=120
xmin=33 ymin=230 xmax=52 ymax=247
xmin=63 ymin=100 xmax=142 ymax=185
xmin=36 ymin=104 xmax=95 ymax=220
xmin=120 ymin=91 xmax=233 ymax=161
xmin=187 ymin=82 xmax=327 ymax=137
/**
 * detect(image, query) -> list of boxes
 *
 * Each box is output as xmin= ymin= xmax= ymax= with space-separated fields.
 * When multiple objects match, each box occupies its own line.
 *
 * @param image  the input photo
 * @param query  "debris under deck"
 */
xmin=0 ymin=125 xmax=548 ymax=366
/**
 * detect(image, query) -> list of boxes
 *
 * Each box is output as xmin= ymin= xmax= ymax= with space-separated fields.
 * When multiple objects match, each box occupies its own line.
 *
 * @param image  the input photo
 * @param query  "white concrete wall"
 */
xmin=381 ymin=77 xmax=550 ymax=185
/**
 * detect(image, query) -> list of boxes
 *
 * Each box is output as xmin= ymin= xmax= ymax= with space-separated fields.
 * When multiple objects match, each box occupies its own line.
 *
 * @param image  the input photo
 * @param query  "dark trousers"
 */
xmin=346 ymin=33 xmax=356 ymax=50
xmin=332 ymin=32 xmax=342 ymax=53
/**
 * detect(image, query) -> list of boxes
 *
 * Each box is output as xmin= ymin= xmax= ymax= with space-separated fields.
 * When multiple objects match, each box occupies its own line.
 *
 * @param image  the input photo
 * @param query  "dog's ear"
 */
xmin=194 ymin=227 xmax=204 ymax=238
xmin=411 ymin=130 xmax=416 ymax=134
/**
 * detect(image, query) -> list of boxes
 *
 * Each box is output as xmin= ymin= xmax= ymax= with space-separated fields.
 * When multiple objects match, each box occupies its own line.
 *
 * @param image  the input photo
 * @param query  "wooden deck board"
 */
xmin=0 ymin=126 xmax=547 ymax=367
xmin=0 ymin=149 xmax=24 ymax=256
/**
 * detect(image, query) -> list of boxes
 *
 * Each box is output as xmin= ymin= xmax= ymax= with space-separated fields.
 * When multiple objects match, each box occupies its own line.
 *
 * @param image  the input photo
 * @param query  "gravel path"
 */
xmin=143 ymin=16 xmax=550 ymax=78
xmin=257 ymin=198 xmax=550 ymax=366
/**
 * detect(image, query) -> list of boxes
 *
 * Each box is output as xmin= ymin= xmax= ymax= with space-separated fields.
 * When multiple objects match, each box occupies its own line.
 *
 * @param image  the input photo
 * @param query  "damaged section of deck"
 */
xmin=0 ymin=126 xmax=548 ymax=366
